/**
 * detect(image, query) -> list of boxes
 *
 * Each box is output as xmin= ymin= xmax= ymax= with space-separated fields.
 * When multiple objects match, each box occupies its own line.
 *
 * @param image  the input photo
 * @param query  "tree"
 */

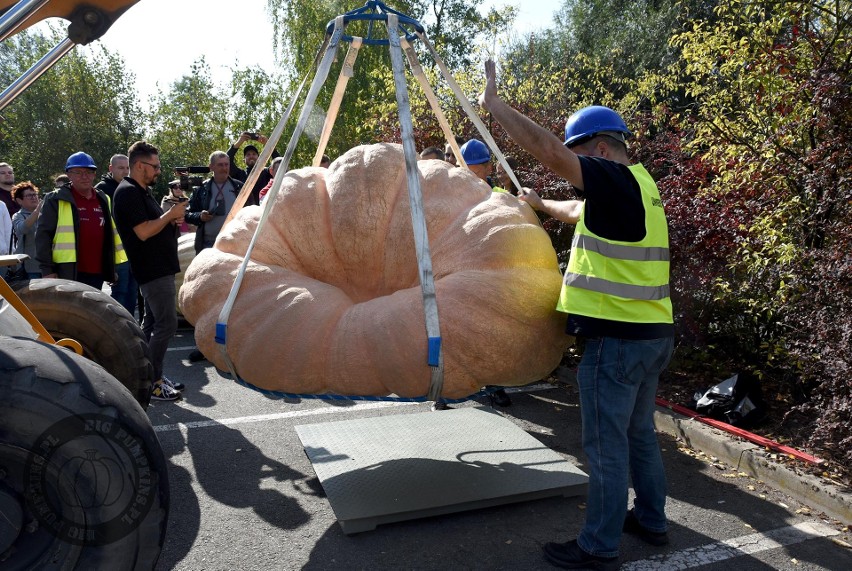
xmin=637 ymin=0 xmax=852 ymax=465
xmin=227 ymin=66 xmax=288 ymax=139
xmin=264 ymin=0 xmax=514 ymax=165
xmin=145 ymin=59 xmax=231 ymax=195
xmin=554 ymin=0 xmax=719 ymax=78
xmin=0 ymin=28 xmax=143 ymax=187
xmin=499 ymin=0 xmax=720 ymax=108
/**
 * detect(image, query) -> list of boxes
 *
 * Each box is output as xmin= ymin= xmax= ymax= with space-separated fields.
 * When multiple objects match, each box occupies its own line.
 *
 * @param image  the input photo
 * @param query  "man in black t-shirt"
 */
xmin=113 ymin=141 xmax=187 ymax=402
xmin=480 ymin=60 xmax=674 ymax=571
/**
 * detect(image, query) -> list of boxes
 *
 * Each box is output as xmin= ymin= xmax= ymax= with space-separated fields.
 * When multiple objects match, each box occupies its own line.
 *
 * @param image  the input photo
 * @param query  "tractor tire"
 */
xmin=0 ymin=336 xmax=169 ymax=570
xmin=11 ymin=279 xmax=153 ymax=409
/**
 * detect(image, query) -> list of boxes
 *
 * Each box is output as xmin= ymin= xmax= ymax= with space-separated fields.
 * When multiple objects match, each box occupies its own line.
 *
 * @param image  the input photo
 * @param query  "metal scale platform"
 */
xmin=295 ymin=406 xmax=588 ymax=534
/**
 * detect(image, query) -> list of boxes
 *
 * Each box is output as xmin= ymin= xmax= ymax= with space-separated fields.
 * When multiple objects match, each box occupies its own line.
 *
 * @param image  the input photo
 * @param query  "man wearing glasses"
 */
xmin=113 ymin=141 xmax=188 ymax=402
xmin=35 ymin=152 xmax=126 ymax=290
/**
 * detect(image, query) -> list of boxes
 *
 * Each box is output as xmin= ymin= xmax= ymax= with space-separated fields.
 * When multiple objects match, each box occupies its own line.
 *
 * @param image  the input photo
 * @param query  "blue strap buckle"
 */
xmin=427 ymin=336 xmax=441 ymax=367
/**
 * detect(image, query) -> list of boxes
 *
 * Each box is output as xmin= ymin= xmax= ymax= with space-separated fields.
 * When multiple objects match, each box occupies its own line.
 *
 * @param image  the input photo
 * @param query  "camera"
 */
xmin=163 ymin=196 xmax=188 ymax=204
xmin=245 ymin=132 xmax=258 ymax=140
xmin=212 ymin=198 xmax=226 ymax=216
xmin=174 ymin=165 xmax=210 ymax=191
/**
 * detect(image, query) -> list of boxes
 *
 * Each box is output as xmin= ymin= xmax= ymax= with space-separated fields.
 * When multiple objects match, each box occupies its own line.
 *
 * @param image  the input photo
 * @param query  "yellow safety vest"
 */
xmin=492 ymin=186 xmax=509 ymax=194
xmin=52 ymin=195 xmax=128 ymax=264
xmin=556 ymin=163 xmax=673 ymax=324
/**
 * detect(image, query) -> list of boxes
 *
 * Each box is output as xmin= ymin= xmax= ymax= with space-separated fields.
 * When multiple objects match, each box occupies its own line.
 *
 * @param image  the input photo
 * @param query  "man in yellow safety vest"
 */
xmin=35 ymin=151 xmax=126 ymax=290
xmin=479 ymin=60 xmax=674 ymax=571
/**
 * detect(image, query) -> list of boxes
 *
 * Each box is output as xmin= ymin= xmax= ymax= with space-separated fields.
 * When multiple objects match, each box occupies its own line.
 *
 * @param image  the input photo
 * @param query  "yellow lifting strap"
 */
xmin=399 ymin=37 xmax=466 ymax=169
xmin=416 ymin=30 xmax=524 ymax=193
xmin=313 ymin=36 xmax=363 ymax=167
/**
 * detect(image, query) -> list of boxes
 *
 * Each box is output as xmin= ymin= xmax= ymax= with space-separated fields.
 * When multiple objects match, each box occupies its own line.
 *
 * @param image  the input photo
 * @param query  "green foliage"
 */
xmin=144 ymin=59 xmax=231 ymax=195
xmin=0 ymin=28 xmax=143 ymax=187
xmin=228 ymin=66 xmax=289 ymax=137
xmin=637 ymin=0 xmax=852 ymax=464
xmin=502 ymin=0 xmax=717 ymax=82
xmin=264 ymin=0 xmax=512 ymax=166
xmin=145 ymin=61 xmax=290 ymax=195
xmin=267 ymin=0 xmax=506 ymax=75
xmin=466 ymin=0 xmax=851 ymax=465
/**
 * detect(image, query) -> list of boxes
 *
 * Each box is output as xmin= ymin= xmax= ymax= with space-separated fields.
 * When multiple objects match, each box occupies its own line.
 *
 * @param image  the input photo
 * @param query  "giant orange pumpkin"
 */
xmin=179 ymin=143 xmax=568 ymax=399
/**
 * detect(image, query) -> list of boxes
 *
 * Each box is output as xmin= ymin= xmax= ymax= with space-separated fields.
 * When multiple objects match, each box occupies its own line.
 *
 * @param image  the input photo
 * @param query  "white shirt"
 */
xmin=0 ymin=201 xmax=11 ymax=255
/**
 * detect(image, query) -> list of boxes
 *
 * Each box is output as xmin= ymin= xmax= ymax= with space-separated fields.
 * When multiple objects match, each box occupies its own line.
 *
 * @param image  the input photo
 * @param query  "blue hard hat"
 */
xmin=460 ymin=139 xmax=491 ymax=165
xmin=563 ymin=106 xmax=632 ymax=147
xmin=65 ymin=151 xmax=97 ymax=171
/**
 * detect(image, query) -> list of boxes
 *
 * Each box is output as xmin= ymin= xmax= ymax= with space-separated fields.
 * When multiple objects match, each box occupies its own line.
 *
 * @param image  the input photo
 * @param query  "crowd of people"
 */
xmin=3 ymin=80 xmax=674 ymax=566
xmin=0 ymin=131 xmax=286 ymax=402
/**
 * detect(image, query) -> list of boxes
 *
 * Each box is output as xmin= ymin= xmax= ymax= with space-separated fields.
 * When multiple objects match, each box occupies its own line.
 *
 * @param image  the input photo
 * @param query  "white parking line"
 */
xmin=167 ymin=345 xmax=196 ymax=352
xmin=152 ymin=380 xmax=840 ymax=566
xmin=153 ymin=400 xmax=420 ymax=432
xmin=622 ymin=522 xmax=840 ymax=570
xmin=152 ymin=382 xmax=558 ymax=434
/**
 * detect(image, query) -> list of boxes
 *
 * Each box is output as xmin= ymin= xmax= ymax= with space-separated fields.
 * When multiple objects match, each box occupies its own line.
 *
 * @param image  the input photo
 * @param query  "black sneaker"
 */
xmin=162 ymin=376 xmax=185 ymax=391
xmin=489 ymin=388 xmax=512 ymax=407
xmin=543 ymin=540 xmax=619 ymax=570
xmin=188 ymin=349 xmax=206 ymax=362
xmin=150 ymin=381 xmax=181 ymax=401
xmin=623 ymin=509 xmax=669 ymax=546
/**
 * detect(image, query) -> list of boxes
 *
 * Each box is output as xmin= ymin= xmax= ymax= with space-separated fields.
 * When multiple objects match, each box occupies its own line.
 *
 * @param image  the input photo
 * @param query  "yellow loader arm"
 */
xmin=0 ymin=0 xmax=141 ymax=110
xmin=0 ymin=0 xmax=139 ymax=41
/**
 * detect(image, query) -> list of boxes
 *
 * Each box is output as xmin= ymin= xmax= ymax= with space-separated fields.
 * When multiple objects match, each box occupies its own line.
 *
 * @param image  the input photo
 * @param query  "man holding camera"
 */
xmin=113 ymin=141 xmax=188 ymax=401
xmin=227 ymin=131 xmax=279 ymax=206
xmin=185 ymin=151 xmax=244 ymax=255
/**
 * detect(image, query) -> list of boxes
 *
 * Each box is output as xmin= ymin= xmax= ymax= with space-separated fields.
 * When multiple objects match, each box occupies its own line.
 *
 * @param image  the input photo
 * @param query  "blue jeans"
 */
xmin=576 ymin=336 xmax=674 ymax=558
xmin=111 ymin=261 xmax=139 ymax=318
xmin=139 ymin=275 xmax=177 ymax=381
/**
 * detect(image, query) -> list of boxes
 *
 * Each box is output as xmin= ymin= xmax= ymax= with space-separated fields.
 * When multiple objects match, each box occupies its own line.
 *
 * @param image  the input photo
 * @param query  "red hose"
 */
xmin=655 ymin=397 xmax=822 ymax=465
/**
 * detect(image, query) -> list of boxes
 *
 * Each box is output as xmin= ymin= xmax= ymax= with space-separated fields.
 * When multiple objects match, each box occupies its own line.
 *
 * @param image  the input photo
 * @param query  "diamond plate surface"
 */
xmin=295 ymin=407 xmax=588 ymax=533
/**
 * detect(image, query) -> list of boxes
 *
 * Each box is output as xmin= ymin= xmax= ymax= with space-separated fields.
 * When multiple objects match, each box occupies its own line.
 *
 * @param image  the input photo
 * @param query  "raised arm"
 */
xmin=479 ymin=59 xmax=585 ymax=191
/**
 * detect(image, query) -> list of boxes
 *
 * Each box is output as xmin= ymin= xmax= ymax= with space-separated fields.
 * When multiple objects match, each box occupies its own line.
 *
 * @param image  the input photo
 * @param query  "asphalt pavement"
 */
xmin=147 ymin=329 xmax=852 ymax=570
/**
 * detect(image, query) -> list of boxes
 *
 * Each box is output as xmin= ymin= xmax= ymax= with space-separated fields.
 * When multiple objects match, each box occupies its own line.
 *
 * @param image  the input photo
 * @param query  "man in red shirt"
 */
xmin=35 ymin=152 xmax=124 ymax=290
